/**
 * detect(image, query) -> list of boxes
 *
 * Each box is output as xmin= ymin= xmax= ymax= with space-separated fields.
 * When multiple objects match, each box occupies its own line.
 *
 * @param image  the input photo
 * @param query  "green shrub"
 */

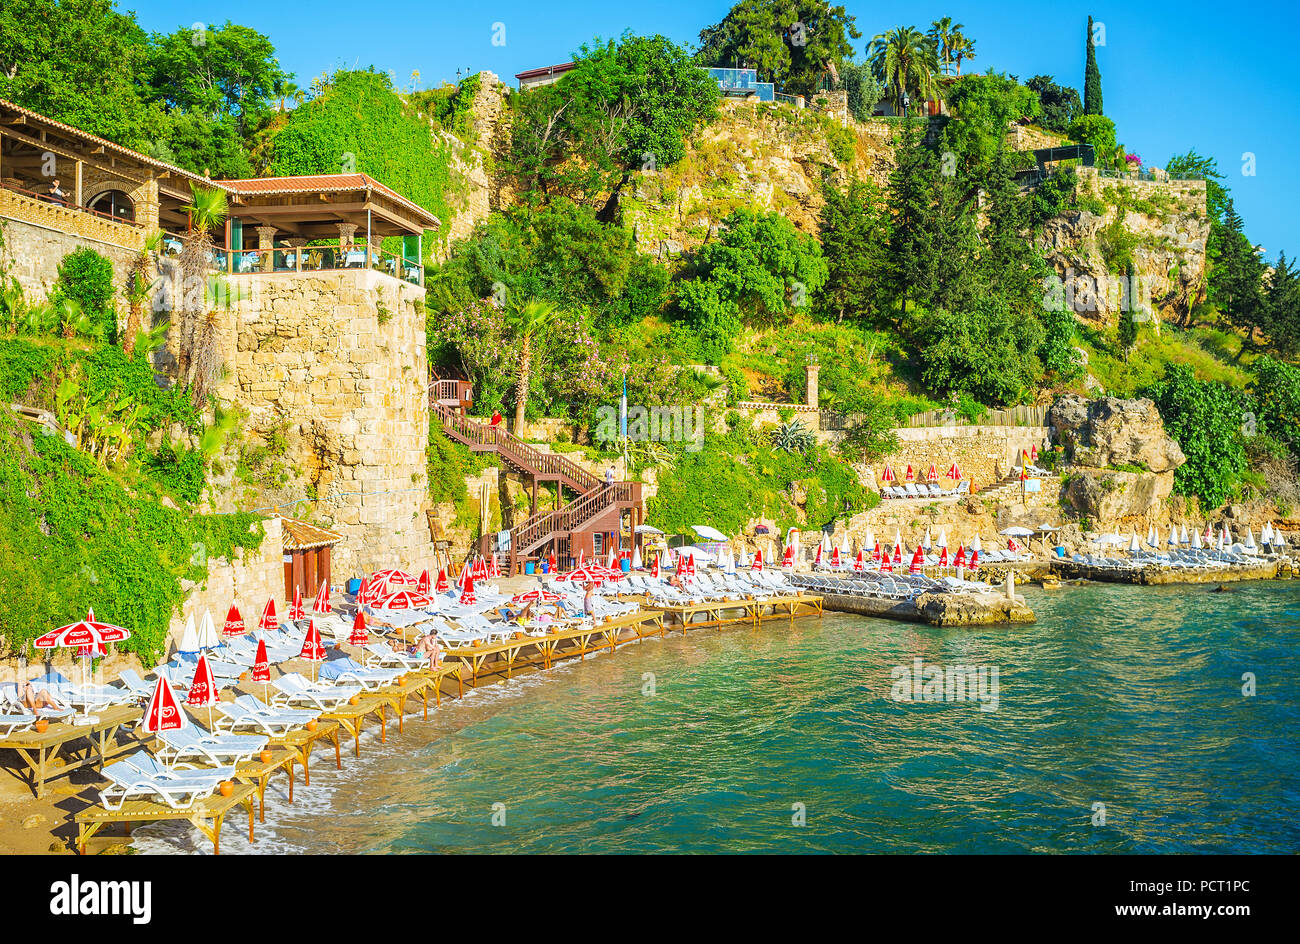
xmin=54 ymin=248 xmax=117 ymax=343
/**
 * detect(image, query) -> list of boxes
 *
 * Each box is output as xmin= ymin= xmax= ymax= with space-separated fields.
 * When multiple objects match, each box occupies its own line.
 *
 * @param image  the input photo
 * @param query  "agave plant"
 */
xmin=771 ymin=419 xmax=815 ymax=455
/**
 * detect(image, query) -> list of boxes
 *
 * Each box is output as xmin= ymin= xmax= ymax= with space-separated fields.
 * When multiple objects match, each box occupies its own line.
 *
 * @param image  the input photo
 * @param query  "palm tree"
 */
xmin=952 ymin=34 xmax=976 ymax=76
xmin=177 ymin=184 xmax=228 ymax=398
xmin=928 ymin=18 xmax=964 ymax=76
xmin=123 ymin=230 xmax=163 ymax=357
xmin=503 ymin=298 xmax=559 ymax=435
xmin=867 ymin=26 xmax=941 ymax=117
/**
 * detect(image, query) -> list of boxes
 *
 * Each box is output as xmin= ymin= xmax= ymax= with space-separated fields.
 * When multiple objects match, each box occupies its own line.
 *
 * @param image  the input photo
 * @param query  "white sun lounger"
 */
xmin=271 ymin=673 xmax=363 ymax=710
xmin=99 ymin=752 xmax=235 ymax=811
xmin=155 ymin=725 xmax=269 ymax=768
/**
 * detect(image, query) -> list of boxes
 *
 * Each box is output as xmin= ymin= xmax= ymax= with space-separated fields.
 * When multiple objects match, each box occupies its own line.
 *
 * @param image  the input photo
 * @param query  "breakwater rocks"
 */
xmin=1052 ymin=559 xmax=1291 ymax=585
xmin=816 ymin=589 xmax=1035 ymax=626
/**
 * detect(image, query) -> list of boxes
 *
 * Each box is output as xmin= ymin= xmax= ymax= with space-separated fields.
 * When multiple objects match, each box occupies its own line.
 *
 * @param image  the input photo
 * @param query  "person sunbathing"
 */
xmin=23 ymin=682 xmax=61 ymax=712
xmin=413 ymin=632 xmax=441 ymax=669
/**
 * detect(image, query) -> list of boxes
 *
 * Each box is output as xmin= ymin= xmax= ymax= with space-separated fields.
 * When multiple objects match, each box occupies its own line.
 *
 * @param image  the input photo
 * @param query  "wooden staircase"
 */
xmin=433 ymin=404 xmax=642 ymax=571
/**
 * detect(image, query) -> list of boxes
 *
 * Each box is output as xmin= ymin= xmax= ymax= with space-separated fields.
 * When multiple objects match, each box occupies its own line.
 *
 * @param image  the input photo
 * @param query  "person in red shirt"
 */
xmin=489 ymin=410 xmax=503 ymax=427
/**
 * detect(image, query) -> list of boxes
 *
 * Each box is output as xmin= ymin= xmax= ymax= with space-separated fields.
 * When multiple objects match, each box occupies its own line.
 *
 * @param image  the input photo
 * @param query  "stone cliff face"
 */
xmin=1038 ymin=167 xmax=1209 ymax=325
xmin=622 ymin=101 xmax=898 ymax=256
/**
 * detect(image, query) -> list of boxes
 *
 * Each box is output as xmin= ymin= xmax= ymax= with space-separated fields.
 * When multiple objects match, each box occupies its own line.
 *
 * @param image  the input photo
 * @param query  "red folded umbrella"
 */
xmin=909 ymin=546 xmax=924 ymax=573
xmin=782 ymin=545 xmax=794 ymax=570
xmin=905 ymin=464 xmax=914 ymax=482
xmin=299 ymin=619 xmax=326 ymax=662
xmin=547 ymin=552 xmax=557 ymax=574
xmin=288 ymin=584 xmax=304 ymax=621
xmin=873 ymin=541 xmax=881 ymax=563
xmin=854 ymin=549 xmax=865 ymax=572
xmin=417 ymin=569 xmax=431 ymax=595
xmin=222 ymin=604 xmax=245 ymax=637
xmin=252 ymin=638 xmax=271 ymax=682
xmin=880 ymin=552 xmax=893 ymax=573
xmin=814 ymin=544 xmax=823 ymax=566
xmin=954 ymin=545 xmax=967 ymax=569
xmin=142 ymin=675 xmax=187 ymax=733
xmin=830 ymin=546 xmax=841 ymax=569
xmin=253 ymin=601 xmax=274 ymax=639
xmin=349 ymin=611 xmax=370 ymax=647
xmin=312 ymin=579 xmax=331 ymax=616
xmin=751 ymin=548 xmax=763 ymax=571
xmin=435 ymin=568 xmax=449 ymax=592
xmin=650 ymin=556 xmax=660 ymax=578
xmin=926 ymin=463 xmax=939 ymax=483
xmin=459 ymin=584 xmax=477 ymax=605
xmin=892 ymin=543 xmax=902 ymax=565
xmin=968 ymin=549 xmax=980 ymax=569
xmin=938 ymin=545 xmax=949 ymax=567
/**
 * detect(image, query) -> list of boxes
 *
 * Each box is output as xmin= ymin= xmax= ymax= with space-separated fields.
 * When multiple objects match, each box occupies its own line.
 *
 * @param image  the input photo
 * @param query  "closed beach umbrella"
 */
xmin=258 ymin=598 xmax=278 ymax=634
xmin=781 ymin=545 xmax=794 ymax=571
xmin=872 ymin=541 xmax=881 ymax=564
xmin=547 ymin=552 xmax=557 ymax=574
xmin=1192 ymin=528 xmax=1203 ymax=549
xmin=938 ymin=545 xmax=949 ymax=567
xmin=954 ymin=545 xmax=967 ymax=569
xmin=251 ymin=638 xmax=270 ymax=683
xmin=752 ymin=549 xmax=764 ymax=571
xmin=222 ymin=604 xmax=245 ymax=638
xmin=196 ymin=610 xmax=220 ymax=651
xmin=892 ymin=542 xmax=902 ymax=565
xmin=926 ymin=463 xmax=939 ymax=483
xmin=289 ymin=584 xmax=305 ymax=621
xmin=968 ymin=548 xmax=980 ymax=570
xmin=881 ymin=465 xmax=896 ymax=484
xmin=435 ymin=569 xmax=449 ymax=592
xmin=312 ymin=580 xmax=331 ymax=617
xmin=922 ymin=529 xmax=932 ymax=551
xmin=349 ymin=611 xmax=370 ymax=647
xmin=650 ymin=556 xmax=660 ymax=578
xmin=1262 ymin=522 xmax=1274 ymax=546
xmin=1167 ymin=526 xmax=1178 ymax=547
xmin=1147 ymin=525 xmax=1158 ymax=548
xmin=814 ymin=543 xmax=823 ymax=567
xmin=905 ymin=464 xmax=914 ymax=482
xmin=186 ymin=653 xmax=220 ymax=729
xmin=299 ymin=619 xmax=326 ymax=681
xmin=1129 ymin=532 xmax=1140 ymax=552
xmin=909 ymin=546 xmax=924 ymax=573
xmin=937 ymin=528 xmax=948 ymax=550
xmin=1275 ymin=528 xmax=1289 ymax=549
xmin=417 ymin=569 xmax=431 ymax=596
xmin=972 ymin=533 xmax=983 ymax=553
xmin=1031 ymin=444 xmax=1039 ymax=462
xmin=1180 ymin=523 xmax=1189 ymax=545
xmin=946 ymin=461 xmax=962 ymax=480
xmin=854 ymin=549 xmax=865 ymax=572
xmin=1244 ymin=528 xmax=1257 ymax=551
xmin=142 ymin=674 xmax=187 ymax=734
xmin=631 ymin=546 xmax=642 ymax=569
xmin=880 ymin=551 xmax=893 ymax=573
xmin=830 ymin=546 xmax=841 ymax=569
xmin=177 ymin=614 xmax=198 ymax=655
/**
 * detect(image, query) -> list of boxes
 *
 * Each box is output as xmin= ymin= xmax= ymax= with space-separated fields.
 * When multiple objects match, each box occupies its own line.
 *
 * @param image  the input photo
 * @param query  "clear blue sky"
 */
xmin=123 ymin=0 xmax=1296 ymax=258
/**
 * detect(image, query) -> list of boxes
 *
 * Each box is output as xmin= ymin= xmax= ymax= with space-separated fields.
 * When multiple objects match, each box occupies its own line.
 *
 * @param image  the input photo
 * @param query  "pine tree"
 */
xmin=1117 ymin=266 xmax=1139 ymax=360
xmin=979 ymin=146 xmax=1050 ymax=308
xmin=1084 ymin=16 xmax=1103 ymax=116
xmin=885 ymin=120 xmax=937 ymax=317
xmin=1211 ymin=198 xmax=1268 ymax=353
xmin=819 ymin=178 xmax=889 ymax=325
xmin=927 ymin=170 xmax=981 ymax=313
xmin=1264 ymin=252 xmax=1300 ymax=358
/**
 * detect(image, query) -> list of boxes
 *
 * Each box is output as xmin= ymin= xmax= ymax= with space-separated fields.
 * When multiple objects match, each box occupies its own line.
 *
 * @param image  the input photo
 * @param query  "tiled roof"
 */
xmin=216 ymin=174 xmax=440 ymax=228
xmin=0 ymin=98 xmax=209 ymax=184
xmin=277 ymin=515 xmax=344 ymax=551
xmin=515 ymin=62 xmax=576 ymax=80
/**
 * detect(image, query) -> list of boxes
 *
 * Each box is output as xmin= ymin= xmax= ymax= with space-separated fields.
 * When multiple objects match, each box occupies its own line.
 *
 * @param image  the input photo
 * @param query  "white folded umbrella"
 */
xmin=196 ymin=609 xmax=220 ymax=650
xmin=178 ymin=614 xmax=198 ymax=655
xmin=922 ymin=528 xmax=932 ymax=551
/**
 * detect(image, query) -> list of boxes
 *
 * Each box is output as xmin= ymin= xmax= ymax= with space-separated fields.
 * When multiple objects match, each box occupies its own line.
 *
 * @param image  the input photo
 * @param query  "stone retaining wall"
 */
xmin=0 ymin=206 xmax=137 ymax=304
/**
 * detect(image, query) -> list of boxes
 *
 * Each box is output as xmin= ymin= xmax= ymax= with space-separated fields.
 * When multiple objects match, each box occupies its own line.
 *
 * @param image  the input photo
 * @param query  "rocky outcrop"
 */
xmin=622 ymin=101 xmax=899 ymax=255
xmin=1048 ymin=394 xmax=1186 ymax=472
xmin=1038 ymin=167 xmax=1209 ymax=325
xmin=1049 ymin=393 xmax=1186 ymax=521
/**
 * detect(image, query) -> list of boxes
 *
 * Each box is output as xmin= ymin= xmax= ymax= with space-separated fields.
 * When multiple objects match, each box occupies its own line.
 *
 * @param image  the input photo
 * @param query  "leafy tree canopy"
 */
xmin=696 ymin=0 xmax=861 ymax=98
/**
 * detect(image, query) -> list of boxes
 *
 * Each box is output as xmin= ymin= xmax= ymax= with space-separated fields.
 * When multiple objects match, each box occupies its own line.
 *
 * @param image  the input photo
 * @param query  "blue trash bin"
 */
xmin=525 ymin=561 xmax=536 ymax=575
xmin=620 ymin=558 xmax=631 ymax=573
xmin=542 ymin=561 xmax=550 ymax=574
xmin=347 ymin=578 xmax=362 ymax=595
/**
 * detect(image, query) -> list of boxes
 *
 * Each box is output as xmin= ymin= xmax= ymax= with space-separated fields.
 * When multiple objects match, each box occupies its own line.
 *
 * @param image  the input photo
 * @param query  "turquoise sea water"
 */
xmin=137 ymin=581 xmax=1300 ymax=854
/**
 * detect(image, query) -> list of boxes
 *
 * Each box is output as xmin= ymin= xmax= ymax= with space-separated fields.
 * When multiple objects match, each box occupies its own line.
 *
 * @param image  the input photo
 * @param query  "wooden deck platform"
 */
xmin=441 ymin=610 xmax=666 ymax=687
xmin=0 ymin=705 xmax=144 ymax=798
xmin=75 ymin=783 xmax=256 ymax=855
xmin=646 ymin=593 xmax=823 ymax=629
xmin=232 ymin=748 xmax=296 ymax=823
xmin=265 ymin=720 xmax=341 ymax=787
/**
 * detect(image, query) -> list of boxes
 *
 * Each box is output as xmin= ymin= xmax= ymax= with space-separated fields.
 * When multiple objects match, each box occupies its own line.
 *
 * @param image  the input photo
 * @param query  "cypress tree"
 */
xmin=1084 ymin=16 xmax=1103 ymax=116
